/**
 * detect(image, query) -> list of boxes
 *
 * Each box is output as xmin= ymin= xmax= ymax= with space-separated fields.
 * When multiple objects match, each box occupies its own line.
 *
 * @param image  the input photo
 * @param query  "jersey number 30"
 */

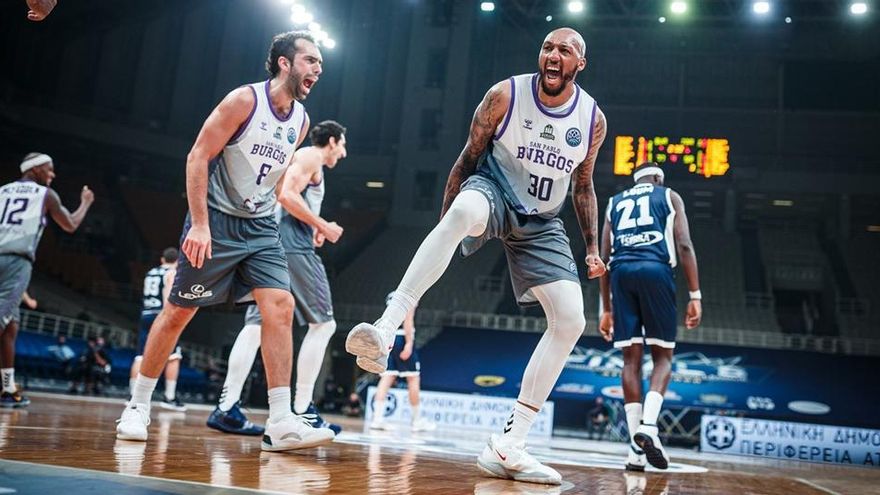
xmin=615 ymin=196 xmax=654 ymax=230
xmin=528 ymin=174 xmax=553 ymax=201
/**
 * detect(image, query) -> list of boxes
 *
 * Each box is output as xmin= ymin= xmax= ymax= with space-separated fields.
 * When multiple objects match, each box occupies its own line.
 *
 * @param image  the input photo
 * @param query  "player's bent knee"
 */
xmin=557 ymin=311 xmax=586 ymax=341
xmin=309 ymin=320 xmax=336 ymax=338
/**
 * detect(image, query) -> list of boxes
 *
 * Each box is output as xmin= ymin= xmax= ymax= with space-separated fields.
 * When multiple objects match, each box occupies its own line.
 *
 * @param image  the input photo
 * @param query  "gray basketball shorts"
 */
xmin=0 ymin=254 xmax=32 ymax=328
xmin=243 ymin=251 xmax=334 ymax=327
xmin=169 ymin=208 xmax=290 ymax=308
xmin=459 ymin=174 xmax=580 ymax=306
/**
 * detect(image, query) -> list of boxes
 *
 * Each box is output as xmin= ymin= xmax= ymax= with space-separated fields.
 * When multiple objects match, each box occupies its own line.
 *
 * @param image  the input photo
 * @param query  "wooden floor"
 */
xmin=0 ymin=393 xmax=875 ymax=494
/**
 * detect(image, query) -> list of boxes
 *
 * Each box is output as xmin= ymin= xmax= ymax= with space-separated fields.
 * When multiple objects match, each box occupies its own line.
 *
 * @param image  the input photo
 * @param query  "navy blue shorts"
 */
xmin=381 ymin=335 xmax=421 ymax=377
xmin=136 ymin=312 xmax=182 ymax=360
xmin=610 ymin=260 xmax=677 ymax=349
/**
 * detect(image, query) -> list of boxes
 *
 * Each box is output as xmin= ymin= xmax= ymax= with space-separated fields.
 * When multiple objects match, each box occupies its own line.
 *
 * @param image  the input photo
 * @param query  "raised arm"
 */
xmin=571 ymin=107 xmax=608 ymax=279
xmin=45 ymin=186 xmax=94 ymax=233
xmin=671 ymin=190 xmax=702 ymax=329
xmin=181 ymin=86 xmax=254 ymax=268
xmin=439 ymin=80 xmax=511 ymax=218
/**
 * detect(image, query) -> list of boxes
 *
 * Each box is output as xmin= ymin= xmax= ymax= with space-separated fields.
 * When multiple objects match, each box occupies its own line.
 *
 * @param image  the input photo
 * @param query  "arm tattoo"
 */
xmin=440 ymin=83 xmax=506 ymax=218
xmin=573 ymin=109 xmax=608 ymax=255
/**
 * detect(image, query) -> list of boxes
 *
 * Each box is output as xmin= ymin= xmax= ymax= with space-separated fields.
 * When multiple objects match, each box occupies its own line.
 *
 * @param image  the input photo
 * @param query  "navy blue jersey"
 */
xmin=141 ymin=266 xmax=169 ymax=315
xmin=607 ymin=183 xmax=676 ymax=269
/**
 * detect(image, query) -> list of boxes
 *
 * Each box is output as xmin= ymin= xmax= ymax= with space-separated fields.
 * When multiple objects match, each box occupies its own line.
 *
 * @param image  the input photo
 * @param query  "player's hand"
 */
xmin=599 ymin=311 xmax=614 ymax=342
xmin=182 ymin=224 xmax=212 ymax=269
xmin=400 ymin=343 xmax=413 ymax=361
xmin=312 ymin=229 xmax=325 ymax=248
xmin=585 ymin=253 xmax=606 ymax=279
xmin=80 ymin=186 xmax=95 ymax=205
xmin=322 ymin=221 xmax=343 ymax=243
xmin=24 ymin=297 xmax=38 ymax=310
xmin=27 ymin=0 xmax=56 ymax=21
xmin=685 ymin=299 xmax=702 ymax=329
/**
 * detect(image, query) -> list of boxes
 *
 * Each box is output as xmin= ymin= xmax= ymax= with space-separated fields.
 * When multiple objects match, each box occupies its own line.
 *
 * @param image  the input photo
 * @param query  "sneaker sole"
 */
xmin=260 ymin=433 xmax=334 ymax=452
xmin=160 ymin=404 xmax=187 ymax=412
xmin=346 ymin=324 xmax=385 ymax=360
xmin=634 ymin=433 xmax=669 ymax=470
xmin=476 ymin=458 xmax=562 ymax=485
xmin=116 ymin=430 xmax=148 ymax=441
xmin=356 ymin=356 xmax=387 ymax=374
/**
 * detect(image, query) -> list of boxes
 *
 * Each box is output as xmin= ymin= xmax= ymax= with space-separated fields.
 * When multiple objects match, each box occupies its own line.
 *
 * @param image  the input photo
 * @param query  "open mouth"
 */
xmin=544 ymin=67 xmax=561 ymax=82
xmin=303 ymin=77 xmax=317 ymax=91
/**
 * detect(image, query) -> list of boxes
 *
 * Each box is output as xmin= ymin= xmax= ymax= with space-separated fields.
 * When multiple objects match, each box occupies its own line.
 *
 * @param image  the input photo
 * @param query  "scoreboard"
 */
xmin=614 ymin=136 xmax=730 ymax=179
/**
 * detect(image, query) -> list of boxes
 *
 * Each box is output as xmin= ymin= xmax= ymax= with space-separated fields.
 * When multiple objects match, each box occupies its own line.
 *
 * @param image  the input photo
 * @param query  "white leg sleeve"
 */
xmin=518 ymin=280 xmax=586 ymax=409
xmin=380 ymin=190 xmax=490 ymax=328
xmin=218 ymin=324 xmax=261 ymax=411
xmin=294 ymin=320 xmax=336 ymax=413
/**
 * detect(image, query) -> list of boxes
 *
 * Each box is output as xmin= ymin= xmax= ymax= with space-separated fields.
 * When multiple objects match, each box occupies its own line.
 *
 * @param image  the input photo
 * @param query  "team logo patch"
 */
xmin=539 ymin=124 xmax=555 ymax=140
xmin=565 ymin=127 xmax=582 ymax=147
xmin=273 ymin=126 xmax=282 ymax=140
xmin=287 ymin=127 xmax=297 ymax=144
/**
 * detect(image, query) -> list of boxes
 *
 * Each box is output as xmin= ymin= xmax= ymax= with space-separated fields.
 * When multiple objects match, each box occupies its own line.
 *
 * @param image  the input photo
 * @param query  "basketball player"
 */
xmin=129 ymin=248 xmax=187 ymax=412
xmin=0 ymin=153 xmax=94 ymax=407
xmin=25 ymin=0 xmax=56 ymax=21
xmin=369 ymin=293 xmax=436 ymax=432
xmin=116 ymin=31 xmax=336 ymax=452
xmin=346 ymin=28 xmax=606 ymax=485
xmin=598 ymin=162 xmax=702 ymax=470
xmin=207 ymin=120 xmax=347 ymax=436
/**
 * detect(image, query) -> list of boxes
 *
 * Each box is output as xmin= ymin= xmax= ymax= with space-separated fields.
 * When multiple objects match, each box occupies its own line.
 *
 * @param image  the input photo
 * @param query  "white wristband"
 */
xmin=689 ymin=290 xmax=702 ymax=300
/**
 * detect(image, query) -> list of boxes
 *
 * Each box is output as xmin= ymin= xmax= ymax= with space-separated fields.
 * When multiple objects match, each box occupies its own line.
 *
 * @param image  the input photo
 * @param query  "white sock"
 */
xmin=267 ymin=387 xmax=292 ymax=423
xmin=642 ymin=391 xmax=664 ymax=426
xmin=500 ymin=402 xmax=538 ymax=446
xmin=129 ymin=378 xmax=137 ymax=394
xmin=219 ymin=324 xmax=262 ymax=412
xmin=1 ymin=368 xmax=15 ymax=393
xmin=411 ymin=405 xmax=420 ymax=422
xmin=377 ymin=190 xmax=489 ymax=331
xmin=373 ymin=398 xmax=386 ymax=422
xmin=294 ymin=320 xmax=336 ymax=414
xmin=624 ymin=402 xmax=643 ymax=447
xmin=518 ymin=280 xmax=586 ymax=409
xmin=130 ymin=374 xmax=158 ymax=408
xmin=164 ymin=379 xmax=177 ymax=401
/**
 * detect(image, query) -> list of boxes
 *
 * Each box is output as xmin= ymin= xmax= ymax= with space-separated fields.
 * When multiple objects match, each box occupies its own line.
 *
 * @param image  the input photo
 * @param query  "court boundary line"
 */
xmin=795 ymin=477 xmax=842 ymax=495
xmin=0 ymin=457 xmax=287 ymax=495
xmin=25 ymin=390 xmax=268 ymax=414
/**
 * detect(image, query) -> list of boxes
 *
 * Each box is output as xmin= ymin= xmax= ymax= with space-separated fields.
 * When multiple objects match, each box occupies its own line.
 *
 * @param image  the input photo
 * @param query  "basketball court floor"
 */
xmin=0 ymin=393 xmax=873 ymax=494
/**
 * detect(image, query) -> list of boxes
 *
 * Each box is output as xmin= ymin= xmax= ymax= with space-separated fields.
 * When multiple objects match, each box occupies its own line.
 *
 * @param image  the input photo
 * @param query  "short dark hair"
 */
xmin=162 ymin=247 xmax=179 ymax=263
xmin=309 ymin=120 xmax=346 ymax=147
xmin=266 ymin=31 xmax=317 ymax=77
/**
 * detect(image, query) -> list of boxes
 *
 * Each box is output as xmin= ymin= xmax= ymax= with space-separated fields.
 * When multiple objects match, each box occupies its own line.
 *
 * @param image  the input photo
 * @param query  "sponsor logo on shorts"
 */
xmin=618 ymin=231 xmax=663 ymax=247
xmin=178 ymin=284 xmax=214 ymax=300
xmin=568 ymin=261 xmax=577 ymax=273
xmin=565 ymin=127 xmax=582 ymax=147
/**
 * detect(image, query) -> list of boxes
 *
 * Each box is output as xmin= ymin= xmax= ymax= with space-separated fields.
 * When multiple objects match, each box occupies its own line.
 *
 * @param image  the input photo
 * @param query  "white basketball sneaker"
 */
xmin=346 ymin=322 xmax=393 ymax=374
xmin=411 ymin=417 xmax=437 ymax=432
xmin=476 ymin=434 xmax=562 ymax=485
xmin=261 ymin=414 xmax=335 ymax=452
xmin=634 ymin=423 xmax=670 ymax=470
xmin=625 ymin=445 xmax=647 ymax=472
xmin=116 ymin=403 xmax=151 ymax=441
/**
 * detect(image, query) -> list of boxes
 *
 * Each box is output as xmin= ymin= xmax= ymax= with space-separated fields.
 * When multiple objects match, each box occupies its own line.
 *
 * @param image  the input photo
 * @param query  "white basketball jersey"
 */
xmin=207 ymin=80 xmax=308 ymax=218
xmin=481 ymin=73 xmax=598 ymax=218
xmin=0 ymin=180 xmax=48 ymax=261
